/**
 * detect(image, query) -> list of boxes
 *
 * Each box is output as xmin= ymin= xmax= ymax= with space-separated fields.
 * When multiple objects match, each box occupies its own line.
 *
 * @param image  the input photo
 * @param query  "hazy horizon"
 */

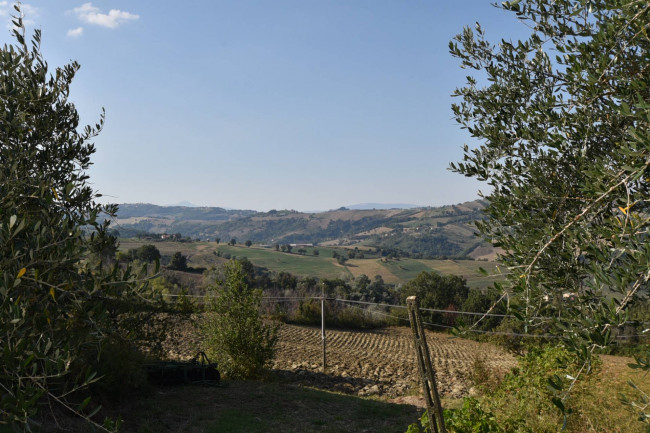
xmin=117 ymin=197 xmax=483 ymax=213
xmin=0 ymin=1 xmax=527 ymax=211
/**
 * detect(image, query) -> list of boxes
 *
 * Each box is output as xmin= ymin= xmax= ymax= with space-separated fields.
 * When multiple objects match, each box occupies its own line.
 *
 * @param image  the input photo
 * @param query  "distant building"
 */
xmin=543 ymin=292 xmax=578 ymax=302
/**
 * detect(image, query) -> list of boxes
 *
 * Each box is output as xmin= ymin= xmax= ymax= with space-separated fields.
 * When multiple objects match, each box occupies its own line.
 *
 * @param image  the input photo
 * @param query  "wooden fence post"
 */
xmin=321 ymin=284 xmax=326 ymax=373
xmin=407 ymin=296 xmax=446 ymax=433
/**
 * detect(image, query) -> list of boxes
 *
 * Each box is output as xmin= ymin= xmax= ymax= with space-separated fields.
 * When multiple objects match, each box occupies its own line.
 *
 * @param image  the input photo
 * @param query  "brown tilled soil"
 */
xmin=161 ymin=316 xmax=516 ymax=401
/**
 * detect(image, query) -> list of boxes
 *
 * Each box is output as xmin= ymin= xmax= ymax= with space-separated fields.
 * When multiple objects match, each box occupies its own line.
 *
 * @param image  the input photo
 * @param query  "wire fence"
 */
xmin=161 ymin=292 xmax=649 ymax=340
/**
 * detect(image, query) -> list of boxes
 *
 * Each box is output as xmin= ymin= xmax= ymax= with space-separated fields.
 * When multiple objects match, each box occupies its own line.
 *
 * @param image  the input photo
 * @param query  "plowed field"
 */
xmin=271 ymin=324 xmax=516 ymax=399
xmin=163 ymin=317 xmax=516 ymax=400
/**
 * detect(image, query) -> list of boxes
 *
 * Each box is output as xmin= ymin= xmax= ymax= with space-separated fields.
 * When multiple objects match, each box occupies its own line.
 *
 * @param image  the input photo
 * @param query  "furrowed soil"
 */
xmin=272 ymin=325 xmax=515 ymax=399
xmin=164 ymin=319 xmax=516 ymax=400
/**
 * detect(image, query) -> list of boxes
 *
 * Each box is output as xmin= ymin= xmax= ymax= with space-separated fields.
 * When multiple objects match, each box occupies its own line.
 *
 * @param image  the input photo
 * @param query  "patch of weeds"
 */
xmin=469 ymin=356 xmax=504 ymax=394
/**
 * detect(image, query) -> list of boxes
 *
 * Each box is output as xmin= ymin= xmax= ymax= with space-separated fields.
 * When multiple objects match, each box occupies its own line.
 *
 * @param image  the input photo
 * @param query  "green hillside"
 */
xmin=118 ymin=240 xmax=499 ymax=288
xmin=114 ymin=200 xmax=497 ymax=260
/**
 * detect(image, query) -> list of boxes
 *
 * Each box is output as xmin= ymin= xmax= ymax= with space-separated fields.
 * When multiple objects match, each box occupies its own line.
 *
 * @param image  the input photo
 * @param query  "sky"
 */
xmin=0 ymin=1 xmax=530 ymax=211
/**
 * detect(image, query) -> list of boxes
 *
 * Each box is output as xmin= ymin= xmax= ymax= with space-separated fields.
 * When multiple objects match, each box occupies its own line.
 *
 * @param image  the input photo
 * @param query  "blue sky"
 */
xmin=1 ymin=1 xmax=529 ymax=211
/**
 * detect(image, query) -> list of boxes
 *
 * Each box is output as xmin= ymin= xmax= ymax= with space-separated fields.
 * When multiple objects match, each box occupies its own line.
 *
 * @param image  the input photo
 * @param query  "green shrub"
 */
xmin=445 ymin=398 xmax=503 ymax=433
xmin=406 ymin=401 xmax=502 ymax=433
xmin=293 ymin=298 xmax=322 ymax=325
xmin=405 ymin=345 xmax=595 ymax=433
xmin=469 ymin=356 xmax=505 ymax=394
xmin=87 ymin=338 xmax=149 ymax=401
xmin=202 ymin=260 xmax=279 ymax=379
xmin=483 ymin=345 xmax=591 ymax=432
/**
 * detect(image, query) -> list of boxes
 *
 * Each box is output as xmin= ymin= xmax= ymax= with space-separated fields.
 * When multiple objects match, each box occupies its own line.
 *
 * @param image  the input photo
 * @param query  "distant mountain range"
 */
xmin=344 ymin=203 xmax=420 ymax=210
xmin=164 ymin=202 xmax=421 ymax=211
xmin=111 ymin=200 xmax=496 ymax=260
xmin=167 ymin=201 xmax=200 ymax=207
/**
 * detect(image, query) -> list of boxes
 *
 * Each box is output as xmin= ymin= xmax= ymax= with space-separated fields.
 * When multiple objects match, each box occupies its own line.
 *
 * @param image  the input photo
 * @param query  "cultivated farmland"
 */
xmin=271 ymin=324 xmax=515 ymax=399
xmin=164 ymin=319 xmax=515 ymax=399
xmin=118 ymin=240 xmax=501 ymax=287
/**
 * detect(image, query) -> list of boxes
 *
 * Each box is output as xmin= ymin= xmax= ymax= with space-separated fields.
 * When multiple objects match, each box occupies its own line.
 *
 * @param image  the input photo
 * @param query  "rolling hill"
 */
xmin=112 ymin=200 xmax=496 ymax=260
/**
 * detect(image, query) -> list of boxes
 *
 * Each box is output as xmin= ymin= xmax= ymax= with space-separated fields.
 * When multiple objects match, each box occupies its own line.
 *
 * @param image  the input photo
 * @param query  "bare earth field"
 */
xmin=271 ymin=325 xmax=515 ymax=399
xmin=166 ymin=320 xmax=516 ymax=400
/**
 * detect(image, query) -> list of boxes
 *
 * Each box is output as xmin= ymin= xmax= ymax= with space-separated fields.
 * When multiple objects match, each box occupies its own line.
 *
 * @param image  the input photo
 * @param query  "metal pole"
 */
xmin=321 ymin=284 xmax=327 ymax=373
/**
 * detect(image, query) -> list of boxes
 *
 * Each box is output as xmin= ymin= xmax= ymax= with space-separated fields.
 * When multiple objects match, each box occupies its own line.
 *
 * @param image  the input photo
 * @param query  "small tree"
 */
xmin=229 ymin=238 xmax=236 ymax=246
xmin=202 ymin=260 xmax=278 ymax=379
xmin=168 ymin=252 xmax=188 ymax=271
xmin=245 ymin=240 xmax=252 ymax=247
xmin=400 ymin=272 xmax=469 ymax=325
xmin=138 ymin=244 xmax=161 ymax=262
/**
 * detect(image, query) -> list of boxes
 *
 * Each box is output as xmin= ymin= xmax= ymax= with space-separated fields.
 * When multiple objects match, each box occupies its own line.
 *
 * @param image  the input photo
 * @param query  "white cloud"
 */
xmin=72 ymin=3 xmax=138 ymax=29
xmin=67 ymin=27 xmax=83 ymax=38
xmin=0 ymin=2 xmax=38 ymax=30
xmin=19 ymin=4 xmax=38 ymax=18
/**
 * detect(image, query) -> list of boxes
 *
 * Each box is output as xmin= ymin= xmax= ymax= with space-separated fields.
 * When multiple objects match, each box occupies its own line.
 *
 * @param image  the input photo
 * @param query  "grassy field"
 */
xmin=416 ymin=259 xmax=500 ymax=288
xmin=92 ymin=380 xmax=421 ymax=433
xmin=214 ymin=245 xmax=350 ymax=279
xmin=379 ymin=259 xmax=444 ymax=284
xmin=118 ymin=240 xmax=501 ymax=287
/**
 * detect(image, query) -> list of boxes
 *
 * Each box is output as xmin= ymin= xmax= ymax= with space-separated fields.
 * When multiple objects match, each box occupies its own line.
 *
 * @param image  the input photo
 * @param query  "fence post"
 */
xmin=321 ymin=284 xmax=327 ymax=373
xmin=407 ymin=296 xmax=446 ymax=433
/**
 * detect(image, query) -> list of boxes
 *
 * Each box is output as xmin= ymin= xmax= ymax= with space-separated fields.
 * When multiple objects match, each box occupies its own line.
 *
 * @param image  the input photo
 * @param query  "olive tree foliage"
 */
xmin=449 ymin=0 xmax=648 ymax=420
xmin=1 ymin=10 xmax=159 ymax=429
xmin=202 ymin=260 xmax=278 ymax=379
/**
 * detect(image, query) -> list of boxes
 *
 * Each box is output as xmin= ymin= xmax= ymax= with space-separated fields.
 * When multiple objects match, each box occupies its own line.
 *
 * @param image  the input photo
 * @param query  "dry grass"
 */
xmin=345 ymin=259 xmax=400 ymax=284
xmin=92 ymin=381 xmax=421 ymax=433
xmin=566 ymin=354 xmax=650 ymax=433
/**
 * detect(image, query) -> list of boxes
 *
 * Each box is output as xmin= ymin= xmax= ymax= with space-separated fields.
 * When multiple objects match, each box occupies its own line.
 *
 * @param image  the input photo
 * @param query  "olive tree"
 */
xmin=449 ymin=0 xmax=648 ymax=421
xmin=0 ymin=10 xmax=159 ymax=429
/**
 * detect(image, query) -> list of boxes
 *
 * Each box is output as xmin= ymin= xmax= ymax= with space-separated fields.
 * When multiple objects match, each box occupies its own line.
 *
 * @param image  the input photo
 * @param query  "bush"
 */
xmin=128 ymin=244 xmax=161 ymax=262
xmin=469 ymin=356 xmax=504 ymax=394
xmin=407 ymin=407 xmax=502 ymax=433
xmin=167 ymin=251 xmax=188 ymax=271
xmin=405 ymin=345 xmax=599 ymax=433
xmin=483 ymin=345 xmax=594 ymax=432
xmin=292 ymin=299 xmax=322 ymax=325
xmin=444 ymin=398 xmax=503 ymax=433
xmin=88 ymin=338 xmax=150 ymax=401
xmin=202 ymin=260 xmax=279 ymax=379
